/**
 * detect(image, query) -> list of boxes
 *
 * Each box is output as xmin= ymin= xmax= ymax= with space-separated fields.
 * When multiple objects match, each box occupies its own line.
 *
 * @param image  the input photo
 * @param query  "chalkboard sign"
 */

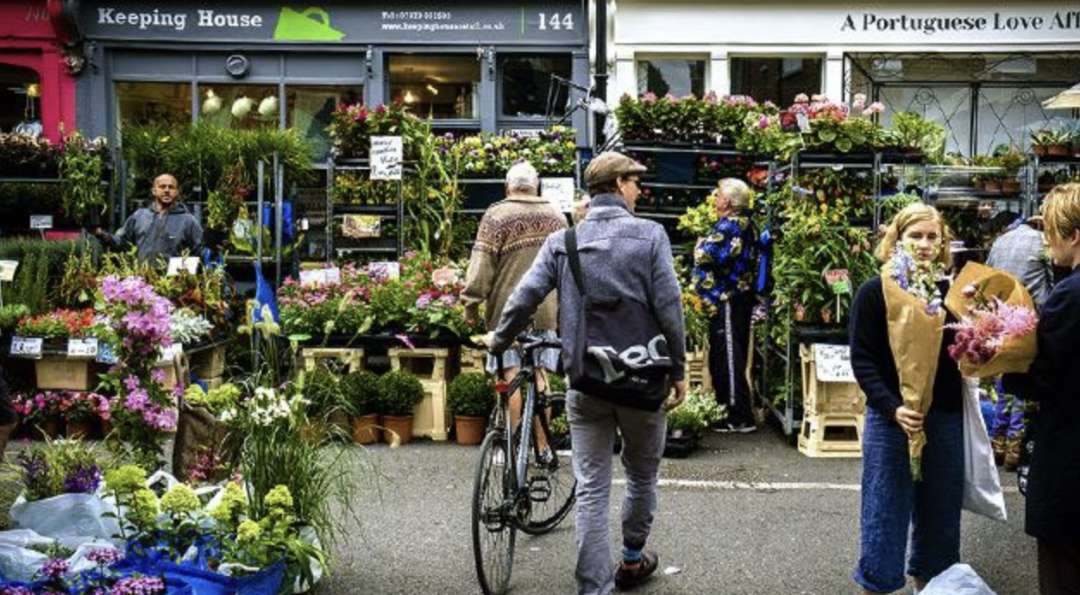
xmin=371 ymin=136 xmax=403 ymax=180
xmin=813 ymin=343 xmax=856 ymax=383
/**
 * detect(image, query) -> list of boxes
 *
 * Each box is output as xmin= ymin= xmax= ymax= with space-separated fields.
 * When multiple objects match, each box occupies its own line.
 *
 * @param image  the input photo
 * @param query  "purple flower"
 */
xmin=415 ymin=294 xmax=433 ymax=310
xmin=63 ymin=462 xmax=102 ymax=494
xmin=0 ymin=586 xmax=34 ymax=595
xmin=86 ymin=547 xmax=123 ymax=567
xmin=124 ymin=375 xmax=141 ymax=391
xmin=109 ymin=576 xmax=166 ymax=595
xmin=39 ymin=557 xmax=69 ymax=579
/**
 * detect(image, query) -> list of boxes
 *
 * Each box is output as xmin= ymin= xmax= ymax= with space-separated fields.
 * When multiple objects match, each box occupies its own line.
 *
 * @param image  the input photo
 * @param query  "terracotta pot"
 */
xmin=1032 ymin=145 xmax=1048 ymax=156
xmin=1002 ymin=180 xmax=1021 ymax=195
xmin=300 ymin=420 xmax=329 ymax=445
xmin=100 ymin=419 xmax=113 ymax=437
xmin=66 ymin=420 xmax=93 ymax=440
xmin=454 ymin=415 xmax=487 ymax=446
xmin=983 ymin=181 xmax=1002 ymax=194
xmin=350 ymin=414 xmax=380 ymax=445
xmin=1049 ymin=144 xmax=1070 ymax=156
xmin=381 ymin=414 xmax=414 ymax=445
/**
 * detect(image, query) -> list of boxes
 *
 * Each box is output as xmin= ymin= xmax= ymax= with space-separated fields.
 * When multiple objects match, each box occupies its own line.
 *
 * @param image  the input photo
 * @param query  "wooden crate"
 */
xmin=685 ymin=347 xmax=712 ymax=391
xmin=458 ymin=347 xmax=488 ymax=377
xmin=799 ymin=344 xmax=866 ymax=416
xmin=189 ymin=345 xmax=226 ymax=379
xmin=798 ymin=413 xmax=864 ymax=458
xmin=34 ymin=357 xmax=95 ymax=391
xmin=300 ymin=347 xmax=365 ymax=374
xmin=388 ymin=348 xmax=449 ymax=383
xmin=412 ymin=381 xmax=450 ymax=441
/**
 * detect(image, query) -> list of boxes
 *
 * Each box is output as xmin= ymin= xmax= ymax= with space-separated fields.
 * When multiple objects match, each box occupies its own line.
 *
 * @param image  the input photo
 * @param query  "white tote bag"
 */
xmin=961 ymin=378 xmax=1008 ymax=521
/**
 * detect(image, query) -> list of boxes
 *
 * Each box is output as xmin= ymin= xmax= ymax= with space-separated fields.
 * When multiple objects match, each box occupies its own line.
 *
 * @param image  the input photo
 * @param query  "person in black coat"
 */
xmin=1010 ymin=184 xmax=1080 ymax=594
xmin=849 ymin=203 xmax=964 ymax=594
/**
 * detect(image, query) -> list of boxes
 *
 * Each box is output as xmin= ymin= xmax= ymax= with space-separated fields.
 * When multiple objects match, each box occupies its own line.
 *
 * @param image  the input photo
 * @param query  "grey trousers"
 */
xmin=567 ymin=390 xmax=666 ymax=595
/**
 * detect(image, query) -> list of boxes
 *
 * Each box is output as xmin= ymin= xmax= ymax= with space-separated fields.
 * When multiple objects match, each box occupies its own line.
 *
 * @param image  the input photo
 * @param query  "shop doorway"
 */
xmin=846 ymin=52 xmax=1080 ymax=156
xmin=0 ymin=63 xmax=42 ymax=136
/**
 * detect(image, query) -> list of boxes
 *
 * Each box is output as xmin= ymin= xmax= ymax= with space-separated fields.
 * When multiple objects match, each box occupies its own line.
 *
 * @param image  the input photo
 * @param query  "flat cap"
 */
xmin=584 ymin=151 xmax=647 ymax=186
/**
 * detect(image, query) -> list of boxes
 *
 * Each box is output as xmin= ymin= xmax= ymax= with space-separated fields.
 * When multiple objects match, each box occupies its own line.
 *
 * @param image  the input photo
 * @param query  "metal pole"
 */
xmin=257 ymin=160 xmax=265 ymax=263
xmin=274 ymin=152 xmax=283 ymax=287
xmin=593 ymin=0 xmax=609 ymax=147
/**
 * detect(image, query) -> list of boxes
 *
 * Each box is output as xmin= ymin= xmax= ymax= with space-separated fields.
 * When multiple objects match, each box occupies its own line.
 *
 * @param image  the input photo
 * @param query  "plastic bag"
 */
xmin=920 ymin=563 xmax=998 ymax=595
xmin=0 ymin=529 xmax=119 ymax=582
xmin=961 ymin=378 xmax=1008 ymax=521
xmin=9 ymin=492 xmax=121 ymax=541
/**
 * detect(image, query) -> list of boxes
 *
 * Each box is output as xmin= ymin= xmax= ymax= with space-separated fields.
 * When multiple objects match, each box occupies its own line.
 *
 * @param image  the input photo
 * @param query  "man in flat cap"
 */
xmin=488 ymin=150 xmax=686 ymax=595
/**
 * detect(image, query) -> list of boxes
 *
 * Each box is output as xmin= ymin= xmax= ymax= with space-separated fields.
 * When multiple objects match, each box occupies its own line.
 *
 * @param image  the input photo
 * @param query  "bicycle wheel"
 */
xmin=472 ymin=430 xmax=517 ymax=595
xmin=520 ymin=393 xmax=577 ymax=535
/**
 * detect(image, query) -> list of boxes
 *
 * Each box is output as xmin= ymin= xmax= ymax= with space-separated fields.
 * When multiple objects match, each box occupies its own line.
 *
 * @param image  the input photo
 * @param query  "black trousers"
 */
xmin=1039 ymin=538 xmax=1080 ymax=595
xmin=708 ymin=293 xmax=754 ymax=426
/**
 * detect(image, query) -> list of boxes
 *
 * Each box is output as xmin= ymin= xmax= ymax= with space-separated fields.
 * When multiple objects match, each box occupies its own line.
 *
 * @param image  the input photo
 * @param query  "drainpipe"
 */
xmin=593 ymin=0 xmax=608 ymax=148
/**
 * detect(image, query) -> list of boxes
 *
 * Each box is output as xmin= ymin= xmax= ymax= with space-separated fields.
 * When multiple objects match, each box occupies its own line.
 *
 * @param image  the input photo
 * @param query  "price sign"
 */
xmin=371 ymin=136 xmax=403 ymax=181
xmin=824 ymin=269 xmax=852 ymax=295
xmin=796 ymin=113 xmax=811 ymax=133
xmin=30 ymin=215 xmax=53 ymax=230
xmin=10 ymin=337 xmax=43 ymax=358
xmin=0 ymin=260 xmax=18 ymax=282
xmin=541 ymin=178 xmax=576 ymax=213
xmin=813 ymin=344 xmax=856 ymax=383
xmin=324 ymin=267 xmax=341 ymax=284
xmin=67 ymin=338 xmax=100 ymax=358
xmin=159 ymin=343 xmax=184 ymax=364
xmin=166 ymin=257 xmax=200 ymax=276
xmin=299 ymin=267 xmax=342 ymax=287
xmin=369 ymin=261 xmax=400 ymax=281
xmin=96 ymin=341 xmax=119 ymax=364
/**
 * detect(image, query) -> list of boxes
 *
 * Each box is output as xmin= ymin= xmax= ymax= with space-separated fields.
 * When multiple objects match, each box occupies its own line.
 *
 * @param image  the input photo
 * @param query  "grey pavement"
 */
xmin=324 ymin=426 xmax=1037 ymax=595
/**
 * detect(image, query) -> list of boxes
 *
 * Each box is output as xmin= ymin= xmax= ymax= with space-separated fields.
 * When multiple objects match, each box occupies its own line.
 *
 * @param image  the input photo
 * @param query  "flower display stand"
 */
xmin=388 ymin=348 xmax=450 ymax=441
xmin=34 ymin=357 xmax=95 ymax=391
xmin=188 ymin=344 xmax=227 ymax=379
xmin=457 ymin=347 xmax=488 ymax=377
xmin=300 ymin=347 xmax=365 ymax=373
xmin=685 ymin=347 xmax=712 ymax=391
xmin=796 ymin=344 xmax=866 ymax=458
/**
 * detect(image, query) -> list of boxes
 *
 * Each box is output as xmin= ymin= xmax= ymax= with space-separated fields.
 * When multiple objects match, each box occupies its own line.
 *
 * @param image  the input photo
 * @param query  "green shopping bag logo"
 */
xmin=273 ymin=7 xmax=345 ymax=41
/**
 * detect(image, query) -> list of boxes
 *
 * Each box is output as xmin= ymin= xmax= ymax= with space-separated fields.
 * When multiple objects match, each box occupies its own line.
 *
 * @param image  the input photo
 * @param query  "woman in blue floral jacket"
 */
xmin=692 ymin=178 xmax=759 ymax=433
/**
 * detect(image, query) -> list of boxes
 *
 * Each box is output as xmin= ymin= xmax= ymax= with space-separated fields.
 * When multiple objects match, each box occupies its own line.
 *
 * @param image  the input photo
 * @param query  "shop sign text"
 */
xmin=841 ymin=11 xmax=1080 ymax=35
xmin=97 ymin=7 xmax=264 ymax=31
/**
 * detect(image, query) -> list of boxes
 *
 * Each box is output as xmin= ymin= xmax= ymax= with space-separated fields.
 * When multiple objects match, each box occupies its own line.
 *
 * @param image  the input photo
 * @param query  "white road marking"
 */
xmin=614 ymin=478 xmax=1020 ymax=494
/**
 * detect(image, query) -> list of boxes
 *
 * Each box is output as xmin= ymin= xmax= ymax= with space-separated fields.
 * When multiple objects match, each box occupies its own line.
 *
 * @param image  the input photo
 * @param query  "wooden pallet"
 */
xmin=300 ymin=347 xmax=365 ymax=374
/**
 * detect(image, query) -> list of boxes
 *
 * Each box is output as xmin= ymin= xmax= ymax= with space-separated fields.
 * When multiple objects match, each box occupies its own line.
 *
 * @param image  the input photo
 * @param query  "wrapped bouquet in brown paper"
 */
xmin=944 ymin=262 xmax=1038 ymax=378
xmin=882 ymin=247 xmax=946 ymax=481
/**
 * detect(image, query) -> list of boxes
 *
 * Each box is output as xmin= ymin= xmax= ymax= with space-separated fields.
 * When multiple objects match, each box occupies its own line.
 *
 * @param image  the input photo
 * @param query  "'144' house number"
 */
xmin=538 ymin=13 xmax=574 ymax=30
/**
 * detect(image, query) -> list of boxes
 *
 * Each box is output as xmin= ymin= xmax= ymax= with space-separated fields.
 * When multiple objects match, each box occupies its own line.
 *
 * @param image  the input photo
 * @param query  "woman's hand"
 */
xmin=894 ymin=405 xmax=925 ymax=435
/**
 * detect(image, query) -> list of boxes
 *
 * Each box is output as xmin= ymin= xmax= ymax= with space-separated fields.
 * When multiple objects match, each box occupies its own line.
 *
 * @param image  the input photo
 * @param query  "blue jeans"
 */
xmin=854 ymin=406 xmax=964 ymax=593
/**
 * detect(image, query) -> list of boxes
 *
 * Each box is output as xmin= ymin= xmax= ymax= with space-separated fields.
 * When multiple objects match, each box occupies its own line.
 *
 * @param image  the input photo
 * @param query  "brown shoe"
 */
xmin=615 ymin=550 xmax=658 ymax=591
xmin=1005 ymin=437 xmax=1022 ymax=471
xmin=991 ymin=436 xmax=1006 ymax=466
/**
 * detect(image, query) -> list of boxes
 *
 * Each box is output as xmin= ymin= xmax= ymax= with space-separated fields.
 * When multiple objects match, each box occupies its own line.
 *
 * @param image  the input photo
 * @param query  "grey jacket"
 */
xmin=110 ymin=202 xmax=203 ymax=265
xmin=492 ymin=194 xmax=686 ymax=381
xmin=986 ymin=222 xmax=1050 ymax=310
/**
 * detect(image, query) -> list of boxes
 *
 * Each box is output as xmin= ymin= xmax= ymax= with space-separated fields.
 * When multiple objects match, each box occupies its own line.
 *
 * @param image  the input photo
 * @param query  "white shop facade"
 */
xmin=608 ymin=0 xmax=1080 ymax=155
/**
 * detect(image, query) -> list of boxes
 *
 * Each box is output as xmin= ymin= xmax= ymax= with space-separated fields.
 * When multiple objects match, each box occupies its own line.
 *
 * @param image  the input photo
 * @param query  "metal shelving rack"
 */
xmin=325 ymin=157 xmax=407 ymax=262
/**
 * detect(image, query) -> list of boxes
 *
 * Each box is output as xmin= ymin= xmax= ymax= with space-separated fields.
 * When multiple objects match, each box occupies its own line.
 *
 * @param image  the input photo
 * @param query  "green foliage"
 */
xmin=879 ymin=192 xmax=923 ymax=223
xmin=339 ymin=370 xmax=381 ymax=417
xmin=13 ymin=439 xmax=109 ymax=502
xmin=0 ymin=238 xmax=86 ymax=313
xmin=58 ymin=132 xmax=109 ymax=223
xmin=887 ymin=111 xmax=947 ymax=164
xmin=666 ymin=387 xmax=726 ymax=433
xmin=0 ymin=304 xmax=29 ymax=334
xmin=447 ymin=373 xmax=495 ymax=417
xmin=547 ymin=374 xmax=568 ymax=395
xmin=298 ymin=368 xmax=341 ymax=419
xmin=377 ymin=370 xmax=425 ymax=417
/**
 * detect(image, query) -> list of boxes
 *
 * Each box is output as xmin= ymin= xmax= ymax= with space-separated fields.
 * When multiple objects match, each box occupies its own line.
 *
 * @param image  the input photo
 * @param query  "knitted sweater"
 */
xmin=461 ymin=194 xmax=568 ymax=331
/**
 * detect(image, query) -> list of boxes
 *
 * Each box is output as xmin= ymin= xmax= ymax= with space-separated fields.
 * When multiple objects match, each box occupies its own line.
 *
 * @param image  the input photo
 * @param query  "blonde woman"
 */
xmin=849 ymin=203 xmax=964 ymax=594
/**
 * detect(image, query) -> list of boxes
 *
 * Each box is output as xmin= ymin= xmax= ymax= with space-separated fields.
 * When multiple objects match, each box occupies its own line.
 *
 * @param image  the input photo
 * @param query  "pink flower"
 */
xmin=432 ymin=267 xmax=458 ymax=288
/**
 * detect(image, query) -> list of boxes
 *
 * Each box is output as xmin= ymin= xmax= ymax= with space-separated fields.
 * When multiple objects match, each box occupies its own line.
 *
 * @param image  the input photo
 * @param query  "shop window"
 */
xmin=0 ymin=64 xmax=41 ymax=135
xmin=287 ymin=85 xmax=363 ymax=162
xmin=636 ymin=58 xmax=705 ymax=98
xmin=388 ymin=55 xmax=480 ymax=120
xmin=116 ymin=82 xmax=192 ymax=127
xmin=500 ymin=55 xmax=572 ymax=118
xmin=196 ymin=84 xmax=278 ymax=129
xmin=730 ymin=57 xmax=823 ymax=105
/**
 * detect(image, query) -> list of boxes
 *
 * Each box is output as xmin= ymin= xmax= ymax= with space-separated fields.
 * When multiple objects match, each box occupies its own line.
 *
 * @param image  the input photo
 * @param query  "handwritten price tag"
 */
xmin=370 ymin=136 xmax=403 ymax=181
xmin=0 ymin=260 xmax=18 ymax=282
xmin=10 ymin=337 xmax=43 ymax=358
xmin=67 ymin=338 xmax=99 ymax=358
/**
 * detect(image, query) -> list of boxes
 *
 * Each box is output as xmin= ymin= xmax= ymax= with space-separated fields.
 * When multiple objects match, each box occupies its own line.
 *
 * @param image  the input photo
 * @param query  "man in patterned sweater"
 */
xmin=693 ymin=178 xmax=759 ymax=433
xmin=462 ymin=161 xmax=568 ymax=454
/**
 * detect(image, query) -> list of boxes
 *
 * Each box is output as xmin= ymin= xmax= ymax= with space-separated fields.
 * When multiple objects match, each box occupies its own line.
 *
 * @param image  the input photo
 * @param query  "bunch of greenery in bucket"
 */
xmin=447 ymin=373 xmax=495 ymax=445
xmin=376 ymin=370 xmax=425 ymax=445
xmin=666 ymin=387 xmax=726 ymax=437
xmin=231 ymin=302 xmax=364 ymax=547
xmin=58 ymin=132 xmax=110 ymax=226
xmin=93 ymin=275 xmax=179 ymax=470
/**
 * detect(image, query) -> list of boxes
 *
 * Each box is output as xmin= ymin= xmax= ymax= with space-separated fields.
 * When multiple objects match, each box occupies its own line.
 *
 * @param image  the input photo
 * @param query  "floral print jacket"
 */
xmin=692 ymin=215 xmax=758 ymax=308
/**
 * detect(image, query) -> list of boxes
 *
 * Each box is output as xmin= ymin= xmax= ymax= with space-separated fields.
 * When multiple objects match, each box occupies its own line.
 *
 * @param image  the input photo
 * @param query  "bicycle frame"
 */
xmin=496 ymin=352 xmax=541 ymax=519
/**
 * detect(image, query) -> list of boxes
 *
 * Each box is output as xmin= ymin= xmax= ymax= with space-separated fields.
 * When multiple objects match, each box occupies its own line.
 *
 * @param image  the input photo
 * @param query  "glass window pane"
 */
xmin=500 ymin=55 xmax=572 ymax=118
xmin=116 ymin=82 xmax=192 ymax=127
xmin=879 ymin=86 xmax=972 ymax=155
xmin=0 ymin=64 xmax=41 ymax=134
xmin=976 ymin=87 xmax=1062 ymax=155
xmin=636 ymin=59 xmax=705 ymax=98
xmin=196 ymin=84 xmax=278 ymax=129
xmin=287 ymin=85 xmax=363 ymax=162
xmin=730 ymin=57 xmax=823 ymax=105
xmin=388 ymin=55 xmax=480 ymax=119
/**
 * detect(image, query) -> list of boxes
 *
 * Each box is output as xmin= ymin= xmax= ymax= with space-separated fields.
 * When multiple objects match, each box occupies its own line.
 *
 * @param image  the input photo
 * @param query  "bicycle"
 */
xmin=472 ymin=332 xmax=577 ymax=595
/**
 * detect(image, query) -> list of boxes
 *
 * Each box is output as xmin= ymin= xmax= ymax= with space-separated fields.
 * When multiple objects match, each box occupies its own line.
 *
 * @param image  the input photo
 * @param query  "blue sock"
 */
xmin=622 ymin=546 xmax=642 ymax=564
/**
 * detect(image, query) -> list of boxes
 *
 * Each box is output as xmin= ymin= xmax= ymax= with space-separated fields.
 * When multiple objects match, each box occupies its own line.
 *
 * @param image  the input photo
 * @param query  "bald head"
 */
xmin=152 ymin=173 xmax=180 ymax=211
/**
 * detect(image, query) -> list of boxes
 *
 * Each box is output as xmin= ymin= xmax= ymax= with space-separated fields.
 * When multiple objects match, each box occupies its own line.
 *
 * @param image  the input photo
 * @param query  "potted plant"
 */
xmin=888 ymin=111 xmax=946 ymax=162
xmin=63 ymin=392 xmax=110 ymax=439
xmin=298 ymin=368 xmax=342 ymax=443
xmin=59 ymin=132 xmax=109 ymax=226
xmin=447 ymin=373 xmax=495 ymax=445
xmin=376 ymin=370 xmax=425 ymax=444
xmin=664 ymin=387 xmax=725 ymax=458
xmin=996 ymin=149 xmax=1027 ymax=195
xmin=1031 ymin=128 xmax=1057 ymax=155
xmin=340 ymin=370 xmax=381 ymax=444
xmin=12 ymin=391 xmax=63 ymax=439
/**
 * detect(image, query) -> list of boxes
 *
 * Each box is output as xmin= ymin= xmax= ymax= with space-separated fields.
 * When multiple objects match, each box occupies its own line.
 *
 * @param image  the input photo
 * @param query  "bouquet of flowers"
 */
xmin=944 ymin=262 xmax=1038 ymax=377
xmin=881 ymin=245 xmax=946 ymax=481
